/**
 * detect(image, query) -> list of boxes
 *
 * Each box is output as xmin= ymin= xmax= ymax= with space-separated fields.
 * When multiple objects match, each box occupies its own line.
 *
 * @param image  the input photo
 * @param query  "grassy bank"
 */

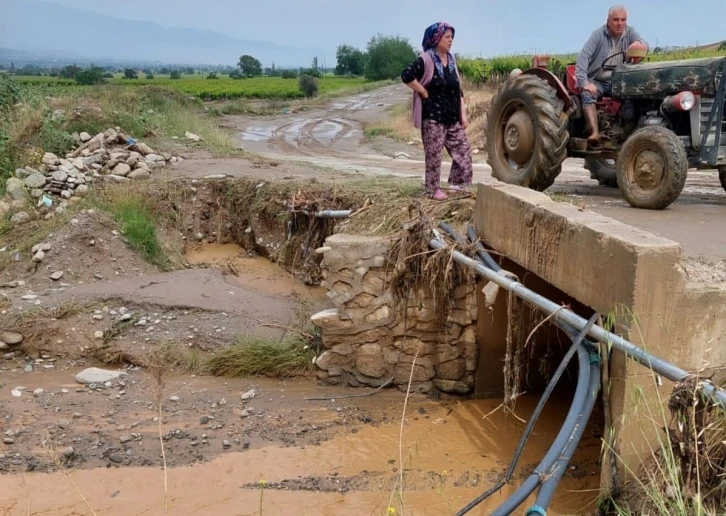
xmin=0 ymin=77 xmax=236 ymax=189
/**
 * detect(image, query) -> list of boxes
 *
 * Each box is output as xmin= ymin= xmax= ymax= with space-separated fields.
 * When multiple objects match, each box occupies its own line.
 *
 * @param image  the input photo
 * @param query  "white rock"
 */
xmin=52 ymin=170 xmax=68 ymax=182
xmin=75 ymin=367 xmax=125 ymax=384
xmin=106 ymin=175 xmax=130 ymax=183
xmin=240 ymin=389 xmax=256 ymax=401
xmin=1 ymin=331 xmax=24 ymax=345
xmin=11 ymin=389 xmax=22 ymax=397
xmin=33 ymin=388 xmax=44 ymax=396
xmin=185 ymin=131 xmax=201 ymax=141
xmin=50 ymin=271 xmax=64 ymax=281
xmin=21 ymin=294 xmax=38 ymax=301
xmin=112 ymin=163 xmax=131 ymax=176
xmin=32 ymin=250 xmax=44 ymax=262
xmin=145 ymin=154 xmax=164 ymax=163
xmin=128 ymin=170 xmax=150 ymax=180
xmin=75 ymin=184 xmax=89 ymax=197
xmin=80 ymin=132 xmax=91 ymax=142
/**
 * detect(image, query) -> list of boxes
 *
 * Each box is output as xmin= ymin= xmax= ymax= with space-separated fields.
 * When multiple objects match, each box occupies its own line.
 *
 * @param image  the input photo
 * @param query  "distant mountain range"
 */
xmin=0 ymin=0 xmax=330 ymax=68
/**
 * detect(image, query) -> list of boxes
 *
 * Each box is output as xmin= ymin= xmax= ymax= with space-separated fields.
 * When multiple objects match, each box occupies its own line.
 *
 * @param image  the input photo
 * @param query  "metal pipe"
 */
xmin=314 ymin=210 xmax=352 ymax=218
xmin=429 ymin=238 xmax=726 ymax=407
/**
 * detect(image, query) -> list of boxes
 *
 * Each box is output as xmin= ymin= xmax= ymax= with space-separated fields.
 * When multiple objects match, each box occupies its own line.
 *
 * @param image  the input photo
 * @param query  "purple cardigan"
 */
xmin=411 ymin=51 xmax=465 ymax=129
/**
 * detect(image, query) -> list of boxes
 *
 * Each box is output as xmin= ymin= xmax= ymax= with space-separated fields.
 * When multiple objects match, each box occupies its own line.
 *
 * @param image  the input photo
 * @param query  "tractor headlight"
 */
xmin=662 ymin=91 xmax=696 ymax=112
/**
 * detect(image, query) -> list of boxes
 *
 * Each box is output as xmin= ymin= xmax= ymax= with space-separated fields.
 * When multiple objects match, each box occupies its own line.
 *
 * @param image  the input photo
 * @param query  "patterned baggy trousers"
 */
xmin=421 ymin=119 xmax=473 ymax=195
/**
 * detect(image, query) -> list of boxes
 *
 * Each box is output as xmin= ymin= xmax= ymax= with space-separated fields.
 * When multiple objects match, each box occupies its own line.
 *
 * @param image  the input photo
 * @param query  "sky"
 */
xmin=5 ymin=0 xmax=726 ymax=58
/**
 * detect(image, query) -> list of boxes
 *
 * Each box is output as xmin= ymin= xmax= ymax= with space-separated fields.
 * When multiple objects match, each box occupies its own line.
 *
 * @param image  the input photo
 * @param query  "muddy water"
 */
xmin=0 ymin=392 xmax=601 ymax=516
xmin=0 ymin=244 xmax=602 ymax=514
xmin=185 ymin=242 xmax=327 ymax=301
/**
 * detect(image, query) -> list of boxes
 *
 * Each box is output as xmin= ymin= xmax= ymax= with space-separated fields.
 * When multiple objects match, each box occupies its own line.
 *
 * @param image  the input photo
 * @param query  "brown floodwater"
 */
xmin=0 ymin=392 xmax=602 ymax=516
xmin=185 ymin=242 xmax=328 ymax=300
xmin=0 ymin=243 xmax=602 ymax=515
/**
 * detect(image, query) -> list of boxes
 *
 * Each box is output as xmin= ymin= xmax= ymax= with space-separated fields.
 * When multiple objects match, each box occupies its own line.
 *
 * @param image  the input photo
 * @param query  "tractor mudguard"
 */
xmin=521 ymin=67 xmax=573 ymax=112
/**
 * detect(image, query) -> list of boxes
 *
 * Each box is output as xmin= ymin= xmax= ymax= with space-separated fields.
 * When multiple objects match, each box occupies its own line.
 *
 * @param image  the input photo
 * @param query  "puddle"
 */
xmin=0 ymin=385 xmax=602 ymax=516
xmin=185 ymin=243 xmax=327 ymax=300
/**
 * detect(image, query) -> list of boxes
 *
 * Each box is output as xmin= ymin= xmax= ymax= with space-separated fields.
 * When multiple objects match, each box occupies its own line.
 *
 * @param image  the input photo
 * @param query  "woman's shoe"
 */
xmin=448 ymin=184 xmax=471 ymax=192
xmin=430 ymin=189 xmax=448 ymax=200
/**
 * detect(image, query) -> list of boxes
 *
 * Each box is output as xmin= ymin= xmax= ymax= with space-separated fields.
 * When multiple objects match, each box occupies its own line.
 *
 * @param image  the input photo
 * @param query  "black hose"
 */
xmin=487 ymin=344 xmax=596 ymax=516
xmin=439 ymin=221 xmax=469 ymax=247
xmin=502 ymin=313 xmax=600 ymax=483
xmin=466 ymin=224 xmax=502 ymax=272
xmin=455 ymin=342 xmax=593 ymax=516
xmin=528 ymin=348 xmax=602 ymax=515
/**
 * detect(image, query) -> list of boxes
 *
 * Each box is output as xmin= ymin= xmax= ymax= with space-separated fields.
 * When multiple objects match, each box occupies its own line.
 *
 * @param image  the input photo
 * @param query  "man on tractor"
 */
xmin=575 ymin=5 xmax=648 ymax=146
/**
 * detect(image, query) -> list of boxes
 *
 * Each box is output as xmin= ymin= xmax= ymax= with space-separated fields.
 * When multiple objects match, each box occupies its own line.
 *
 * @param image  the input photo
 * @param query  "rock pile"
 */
xmin=3 ymin=128 xmax=182 ymax=224
xmin=310 ymin=234 xmax=478 ymax=395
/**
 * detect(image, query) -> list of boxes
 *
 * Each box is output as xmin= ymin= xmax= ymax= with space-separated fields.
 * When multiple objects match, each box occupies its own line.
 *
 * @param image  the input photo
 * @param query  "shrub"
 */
xmin=298 ymin=74 xmax=319 ymax=97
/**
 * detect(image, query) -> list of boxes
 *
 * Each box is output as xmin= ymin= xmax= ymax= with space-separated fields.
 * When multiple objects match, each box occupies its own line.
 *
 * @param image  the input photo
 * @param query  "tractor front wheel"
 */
xmin=718 ymin=166 xmax=726 ymax=193
xmin=486 ymin=75 xmax=569 ymax=191
xmin=616 ymin=125 xmax=687 ymax=210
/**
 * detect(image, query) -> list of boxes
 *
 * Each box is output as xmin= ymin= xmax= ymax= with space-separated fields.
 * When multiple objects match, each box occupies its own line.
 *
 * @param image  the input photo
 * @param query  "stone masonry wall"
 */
xmin=310 ymin=234 xmax=478 ymax=394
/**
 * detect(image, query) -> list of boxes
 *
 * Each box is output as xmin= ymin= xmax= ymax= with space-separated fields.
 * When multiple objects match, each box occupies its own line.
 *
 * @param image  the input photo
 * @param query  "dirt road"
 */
xmin=218 ymin=83 xmax=726 ymax=261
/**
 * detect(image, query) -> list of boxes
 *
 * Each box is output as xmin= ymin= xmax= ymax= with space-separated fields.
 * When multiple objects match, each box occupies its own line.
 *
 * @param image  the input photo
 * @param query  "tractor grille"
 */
xmin=699 ymin=97 xmax=726 ymax=149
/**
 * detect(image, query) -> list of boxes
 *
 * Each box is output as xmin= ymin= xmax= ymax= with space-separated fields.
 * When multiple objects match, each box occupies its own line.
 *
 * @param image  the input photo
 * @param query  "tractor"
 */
xmin=485 ymin=48 xmax=726 ymax=209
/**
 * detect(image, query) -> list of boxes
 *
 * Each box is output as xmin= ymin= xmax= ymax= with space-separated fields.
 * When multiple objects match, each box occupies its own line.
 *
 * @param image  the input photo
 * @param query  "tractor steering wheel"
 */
xmin=601 ymin=51 xmax=626 ymax=72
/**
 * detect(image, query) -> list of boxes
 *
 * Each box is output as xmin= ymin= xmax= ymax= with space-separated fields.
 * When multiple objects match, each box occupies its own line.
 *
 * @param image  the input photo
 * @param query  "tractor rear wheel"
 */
xmin=719 ymin=166 xmax=726 ymax=192
xmin=616 ymin=125 xmax=687 ymax=210
xmin=584 ymin=156 xmax=618 ymax=187
xmin=486 ymin=75 xmax=569 ymax=191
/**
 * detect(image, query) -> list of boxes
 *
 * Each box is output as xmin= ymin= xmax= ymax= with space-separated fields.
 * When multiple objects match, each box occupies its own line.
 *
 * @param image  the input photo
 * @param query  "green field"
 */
xmin=9 ymin=74 xmax=378 ymax=100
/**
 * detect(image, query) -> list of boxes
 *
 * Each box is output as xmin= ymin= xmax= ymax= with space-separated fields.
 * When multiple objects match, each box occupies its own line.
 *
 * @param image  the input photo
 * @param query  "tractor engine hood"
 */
xmin=611 ymin=56 xmax=725 ymax=99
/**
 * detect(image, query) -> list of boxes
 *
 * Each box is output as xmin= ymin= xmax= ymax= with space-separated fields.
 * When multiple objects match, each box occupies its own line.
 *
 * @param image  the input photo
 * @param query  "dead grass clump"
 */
xmin=622 ymin=378 xmax=726 ymax=516
xmin=667 ymin=378 xmax=726 ymax=509
xmin=205 ymin=334 xmax=316 ymax=379
xmin=385 ymin=202 xmax=476 ymax=323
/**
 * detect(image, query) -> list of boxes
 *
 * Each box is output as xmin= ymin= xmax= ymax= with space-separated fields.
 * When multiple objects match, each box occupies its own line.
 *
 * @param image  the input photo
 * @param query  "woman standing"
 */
xmin=401 ymin=22 xmax=473 ymax=200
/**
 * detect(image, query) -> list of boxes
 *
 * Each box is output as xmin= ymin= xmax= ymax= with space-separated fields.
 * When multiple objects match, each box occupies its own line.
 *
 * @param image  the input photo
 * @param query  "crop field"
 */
xmin=8 ymin=74 xmax=376 ymax=100
xmin=458 ymin=43 xmax=726 ymax=82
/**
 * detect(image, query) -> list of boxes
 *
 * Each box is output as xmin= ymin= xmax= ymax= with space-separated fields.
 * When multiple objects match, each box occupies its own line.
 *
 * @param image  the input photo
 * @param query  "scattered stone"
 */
xmin=80 ymin=132 xmax=91 ymax=142
xmin=50 ymin=271 xmax=65 ymax=281
xmin=169 ymin=396 xmax=181 ymax=402
xmin=185 ymin=131 xmax=201 ymax=141
xmin=10 ymin=211 xmax=30 ymax=226
xmin=241 ymin=389 xmax=256 ymax=401
xmin=222 ymin=440 xmax=231 ymax=449
xmin=32 ymin=250 xmax=45 ymax=263
xmin=63 ymin=447 xmax=75 ymax=458
xmin=1 ymin=331 xmax=24 ymax=346
xmin=20 ymin=294 xmax=37 ymax=301
xmin=75 ymin=367 xmax=125 ymax=384
xmin=120 ymin=435 xmax=133 ymax=444
xmin=33 ymin=388 xmax=44 ymax=396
